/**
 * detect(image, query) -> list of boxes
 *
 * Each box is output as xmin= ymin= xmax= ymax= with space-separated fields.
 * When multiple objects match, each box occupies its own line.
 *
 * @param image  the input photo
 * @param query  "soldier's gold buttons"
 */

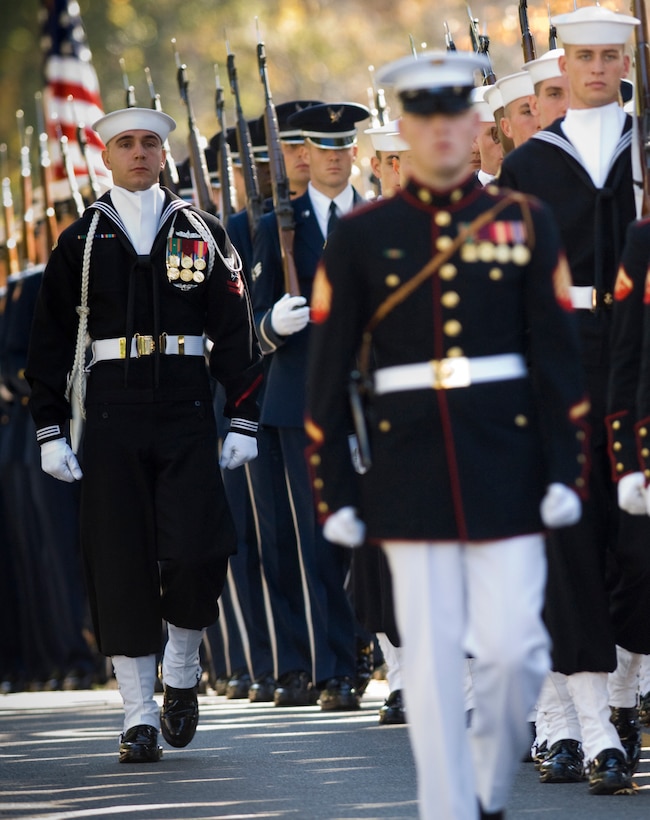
xmin=616 ymin=463 xmax=624 ymax=473
xmin=640 ymin=427 xmax=648 ymax=437
xmin=436 ymin=235 xmax=453 ymax=251
xmin=645 ymin=470 xmax=650 ymax=479
xmin=435 ymin=211 xmax=451 ymax=227
xmin=385 ymin=274 xmax=400 ymax=287
xmin=318 ymin=501 xmax=329 ymax=513
xmin=642 ymin=448 xmax=650 ymax=458
xmin=514 ymin=414 xmax=528 ymax=427
xmin=446 ymin=347 xmax=464 ymax=358
xmin=313 ymin=478 xmax=324 ymax=489
xmin=489 ymin=268 xmax=503 ymax=281
xmin=379 ymin=419 xmax=391 ymax=432
xmin=576 ymin=477 xmax=585 ymax=488
xmin=441 ymin=291 xmax=460 ymax=308
xmin=450 ymin=188 xmax=463 ymax=202
xmin=613 ymin=442 xmax=622 ymax=451
xmin=612 ymin=420 xmax=621 ymax=430
xmin=418 ymin=188 xmax=432 ymax=204
xmin=310 ymin=454 xmax=321 ymax=466
xmin=439 ymin=263 xmax=457 ymax=280
xmin=578 ymin=454 xmax=587 ymax=463
xmin=443 ymin=319 xmax=462 ymax=337
xmin=577 ymin=430 xmax=586 ymax=440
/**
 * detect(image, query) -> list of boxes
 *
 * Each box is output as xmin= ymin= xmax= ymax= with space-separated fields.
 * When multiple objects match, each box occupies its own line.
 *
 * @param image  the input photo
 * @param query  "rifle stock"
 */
xmin=632 ymin=0 xmax=650 ymax=215
xmin=214 ymin=65 xmax=238 ymax=225
xmin=35 ymin=92 xmax=58 ymax=254
xmin=468 ymin=7 xmax=497 ymax=85
xmin=226 ymin=40 xmax=264 ymax=237
xmin=16 ymin=110 xmax=37 ymax=266
xmin=518 ymin=0 xmax=537 ymax=63
xmin=145 ymin=66 xmax=180 ymax=192
xmin=173 ymin=39 xmax=217 ymax=214
xmin=1 ymin=144 xmax=20 ymax=276
xmin=257 ymin=30 xmax=300 ymax=296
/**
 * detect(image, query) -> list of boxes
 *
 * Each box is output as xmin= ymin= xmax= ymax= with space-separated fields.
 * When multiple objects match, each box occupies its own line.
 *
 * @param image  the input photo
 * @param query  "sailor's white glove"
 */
xmin=540 ymin=483 xmax=581 ymax=528
xmin=618 ymin=472 xmax=648 ymax=515
xmin=40 ymin=438 xmax=83 ymax=482
xmin=219 ymin=432 xmax=258 ymax=470
xmin=270 ymin=293 xmax=310 ymax=336
xmin=323 ymin=506 xmax=366 ymax=548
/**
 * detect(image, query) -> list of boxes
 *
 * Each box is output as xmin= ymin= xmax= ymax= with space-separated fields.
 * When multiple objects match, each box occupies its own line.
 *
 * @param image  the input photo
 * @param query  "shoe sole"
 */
xmin=539 ymin=768 xmax=585 ymax=783
xmin=119 ymin=747 xmax=163 ymax=763
xmin=319 ymin=697 xmax=361 ymax=711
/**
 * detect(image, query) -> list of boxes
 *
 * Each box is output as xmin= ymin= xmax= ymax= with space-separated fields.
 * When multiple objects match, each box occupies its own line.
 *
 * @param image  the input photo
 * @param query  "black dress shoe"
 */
xmin=588 ymin=747 xmax=632 ymax=795
xmin=532 ymin=739 xmax=549 ymax=770
xmin=160 ymin=684 xmax=199 ymax=748
xmin=274 ymin=671 xmax=318 ymax=706
xmin=248 ymin=673 xmax=276 ymax=702
xmin=479 ymin=808 xmax=504 ymax=819
xmin=538 ymin=739 xmax=585 ymax=783
xmin=226 ymin=669 xmax=252 ymax=699
xmin=214 ymin=674 xmax=229 ymax=696
xmin=610 ymin=706 xmax=642 ymax=773
xmin=378 ymin=689 xmax=406 ymax=725
xmin=318 ymin=676 xmax=360 ymax=711
xmin=119 ymin=724 xmax=163 ymax=763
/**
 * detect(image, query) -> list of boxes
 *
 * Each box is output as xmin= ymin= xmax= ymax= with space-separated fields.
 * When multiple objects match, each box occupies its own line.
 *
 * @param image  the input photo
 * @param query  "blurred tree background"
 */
xmin=0 ymin=0 xmax=620 ymax=174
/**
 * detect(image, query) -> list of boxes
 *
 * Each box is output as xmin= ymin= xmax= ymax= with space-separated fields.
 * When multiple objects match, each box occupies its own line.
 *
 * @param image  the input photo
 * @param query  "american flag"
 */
xmin=39 ymin=0 xmax=112 ymax=201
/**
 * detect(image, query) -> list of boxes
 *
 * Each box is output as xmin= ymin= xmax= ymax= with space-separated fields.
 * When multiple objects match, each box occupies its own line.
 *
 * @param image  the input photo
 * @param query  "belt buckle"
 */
xmin=431 ymin=357 xmax=470 ymax=389
xmin=134 ymin=333 xmax=155 ymax=357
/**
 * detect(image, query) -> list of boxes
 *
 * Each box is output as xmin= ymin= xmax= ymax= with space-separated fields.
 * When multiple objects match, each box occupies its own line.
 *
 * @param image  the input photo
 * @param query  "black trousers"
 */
xmin=80 ymin=399 xmax=234 ymax=657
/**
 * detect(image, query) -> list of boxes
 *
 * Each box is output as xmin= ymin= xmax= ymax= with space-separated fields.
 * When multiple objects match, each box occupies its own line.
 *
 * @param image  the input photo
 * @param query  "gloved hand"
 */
xmin=40 ymin=438 xmax=83 ymax=482
xmin=323 ymin=506 xmax=366 ymax=548
xmin=618 ymin=472 xmax=647 ymax=515
xmin=270 ymin=293 xmax=310 ymax=336
xmin=219 ymin=432 xmax=258 ymax=470
xmin=540 ymin=483 xmax=581 ymax=528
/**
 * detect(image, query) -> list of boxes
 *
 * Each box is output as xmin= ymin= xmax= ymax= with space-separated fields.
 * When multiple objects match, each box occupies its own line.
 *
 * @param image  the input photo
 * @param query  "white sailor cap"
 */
xmin=523 ymin=48 xmax=565 ymax=85
xmin=364 ymin=119 xmax=410 ymax=152
xmin=92 ymin=107 xmax=176 ymax=147
xmin=376 ymin=51 xmax=489 ymax=115
xmin=470 ymin=87 xmax=495 ymax=123
xmin=495 ymin=72 xmax=535 ymax=109
xmin=483 ymin=84 xmax=505 ymax=115
xmin=552 ymin=6 xmax=639 ymax=46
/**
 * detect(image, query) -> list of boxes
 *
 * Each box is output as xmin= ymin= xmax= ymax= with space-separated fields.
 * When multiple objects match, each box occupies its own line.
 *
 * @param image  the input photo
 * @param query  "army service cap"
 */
xmin=552 ymin=6 xmax=639 ymax=46
xmin=376 ymin=51 xmax=489 ymax=115
xmin=273 ymin=100 xmax=325 ymax=143
xmin=288 ymin=102 xmax=370 ymax=149
xmin=93 ymin=107 xmax=176 ymax=147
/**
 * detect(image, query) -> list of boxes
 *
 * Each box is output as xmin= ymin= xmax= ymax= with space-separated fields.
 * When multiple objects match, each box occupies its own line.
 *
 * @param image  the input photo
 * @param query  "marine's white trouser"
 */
xmin=383 ymin=535 xmax=549 ymax=820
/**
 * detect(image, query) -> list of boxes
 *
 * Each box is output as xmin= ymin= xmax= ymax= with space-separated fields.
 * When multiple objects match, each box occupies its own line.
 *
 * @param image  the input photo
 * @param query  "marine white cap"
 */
xmin=495 ymin=71 xmax=534 ymax=108
xmin=552 ymin=6 xmax=639 ymax=46
xmin=523 ymin=48 xmax=565 ymax=85
xmin=364 ymin=119 xmax=410 ymax=152
xmin=92 ymin=108 xmax=176 ymax=147
xmin=471 ymin=86 xmax=495 ymax=123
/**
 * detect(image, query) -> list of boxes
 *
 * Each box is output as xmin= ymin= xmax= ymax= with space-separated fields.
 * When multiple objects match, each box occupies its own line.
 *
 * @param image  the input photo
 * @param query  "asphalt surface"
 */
xmin=0 ymin=679 xmax=649 ymax=819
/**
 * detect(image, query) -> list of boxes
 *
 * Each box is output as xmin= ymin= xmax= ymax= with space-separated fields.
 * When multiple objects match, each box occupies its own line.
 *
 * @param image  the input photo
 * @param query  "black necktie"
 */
xmin=327 ymin=200 xmax=339 ymax=236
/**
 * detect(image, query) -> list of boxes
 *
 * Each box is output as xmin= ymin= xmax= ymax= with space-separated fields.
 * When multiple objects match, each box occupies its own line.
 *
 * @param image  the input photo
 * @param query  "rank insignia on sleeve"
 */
xmin=614 ymin=265 xmax=634 ymax=301
xmin=310 ymin=263 xmax=332 ymax=324
xmin=553 ymin=252 xmax=573 ymax=310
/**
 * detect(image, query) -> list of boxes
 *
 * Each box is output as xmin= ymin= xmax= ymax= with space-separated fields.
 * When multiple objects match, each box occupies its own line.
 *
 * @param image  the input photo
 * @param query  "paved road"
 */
xmin=0 ymin=680 xmax=649 ymax=819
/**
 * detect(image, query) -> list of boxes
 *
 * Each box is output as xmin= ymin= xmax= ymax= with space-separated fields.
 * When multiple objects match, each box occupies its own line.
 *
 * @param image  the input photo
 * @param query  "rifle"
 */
xmin=172 ymin=39 xmax=216 ymax=214
xmin=518 ymin=0 xmax=537 ymax=64
xmin=120 ymin=58 xmax=137 ymax=108
xmin=368 ymin=64 xmax=389 ymax=126
xmin=467 ymin=7 xmax=496 ymax=85
xmin=16 ymin=110 xmax=37 ymax=267
xmin=214 ymin=64 xmax=238 ymax=225
xmin=54 ymin=117 xmax=85 ymax=218
xmin=69 ymin=96 xmax=101 ymax=204
xmin=444 ymin=21 xmax=457 ymax=52
xmin=34 ymin=91 xmax=58 ymax=253
xmin=631 ymin=0 xmax=650 ymax=216
xmin=226 ymin=36 xmax=264 ymax=237
xmin=409 ymin=34 xmax=418 ymax=57
xmin=547 ymin=3 xmax=558 ymax=51
xmin=0 ymin=144 xmax=20 ymax=276
xmin=256 ymin=23 xmax=300 ymax=297
xmin=145 ymin=66 xmax=180 ymax=192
